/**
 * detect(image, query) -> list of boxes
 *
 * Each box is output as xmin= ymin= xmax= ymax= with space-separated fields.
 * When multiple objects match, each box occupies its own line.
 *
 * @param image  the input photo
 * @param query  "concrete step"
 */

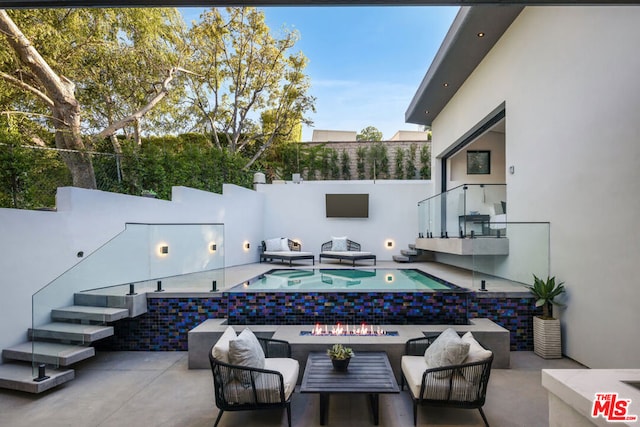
xmin=29 ymin=322 xmax=114 ymax=343
xmin=393 ymin=255 xmax=411 ymax=263
xmin=51 ymin=306 xmax=129 ymax=323
xmin=408 ymin=243 xmax=416 ymax=250
xmin=401 ymin=249 xmax=418 ymax=257
xmin=3 ymin=342 xmax=95 ymax=366
xmin=0 ymin=362 xmax=74 ymax=393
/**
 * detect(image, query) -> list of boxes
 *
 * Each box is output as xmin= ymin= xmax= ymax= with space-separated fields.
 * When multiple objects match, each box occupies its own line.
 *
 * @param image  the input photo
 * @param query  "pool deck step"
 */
xmin=51 ymin=306 xmax=129 ymax=323
xmin=2 ymin=342 xmax=95 ymax=366
xmin=0 ymin=363 xmax=74 ymax=394
xmin=29 ymin=323 xmax=114 ymax=343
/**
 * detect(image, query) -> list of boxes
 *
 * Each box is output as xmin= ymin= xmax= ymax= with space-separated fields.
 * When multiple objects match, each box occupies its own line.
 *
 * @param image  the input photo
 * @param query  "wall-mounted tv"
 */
xmin=325 ymin=194 xmax=369 ymax=218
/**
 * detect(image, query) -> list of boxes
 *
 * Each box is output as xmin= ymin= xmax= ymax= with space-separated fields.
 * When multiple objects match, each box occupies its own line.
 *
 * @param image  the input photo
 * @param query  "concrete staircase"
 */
xmin=0 ymin=293 xmax=144 ymax=393
xmin=392 ymin=243 xmax=435 ymax=263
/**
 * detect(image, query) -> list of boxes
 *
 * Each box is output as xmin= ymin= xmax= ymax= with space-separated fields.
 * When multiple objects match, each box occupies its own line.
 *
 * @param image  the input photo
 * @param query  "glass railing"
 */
xmin=418 ymin=184 xmax=507 ymax=238
xmin=31 ymin=223 xmax=224 ymax=374
xmin=471 ymin=222 xmax=550 ymax=290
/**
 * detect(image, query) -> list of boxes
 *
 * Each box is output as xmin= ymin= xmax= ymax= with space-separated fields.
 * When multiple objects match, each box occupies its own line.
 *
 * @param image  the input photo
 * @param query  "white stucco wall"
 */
xmin=257 ymin=180 xmax=433 ymax=259
xmin=430 ymin=6 xmax=640 ymax=368
xmin=0 ymin=184 xmax=264 ymax=359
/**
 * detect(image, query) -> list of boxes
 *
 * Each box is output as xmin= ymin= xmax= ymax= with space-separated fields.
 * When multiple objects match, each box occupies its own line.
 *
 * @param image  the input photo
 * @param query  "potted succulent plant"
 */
xmin=526 ymin=275 xmax=566 ymax=359
xmin=327 ymin=343 xmax=354 ymax=371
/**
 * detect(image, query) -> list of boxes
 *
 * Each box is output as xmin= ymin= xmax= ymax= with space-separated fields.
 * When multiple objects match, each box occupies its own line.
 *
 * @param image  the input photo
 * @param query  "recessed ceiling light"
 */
xmin=477 ymin=32 xmax=485 ymax=38
xmin=425 ymin=110 xmax=429 ymax=115
xmin=443 ymin=83 xmax=449 ymax=87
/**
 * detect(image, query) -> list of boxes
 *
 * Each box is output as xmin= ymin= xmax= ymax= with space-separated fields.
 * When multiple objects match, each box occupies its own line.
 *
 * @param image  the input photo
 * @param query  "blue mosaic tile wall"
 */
xmin=225 ymin=291 xmax=468 ymax=325
xmin=468 ymin=294 xmax=542 ymax=351
xmin=96 ymin=292 xmax=539 ymax=352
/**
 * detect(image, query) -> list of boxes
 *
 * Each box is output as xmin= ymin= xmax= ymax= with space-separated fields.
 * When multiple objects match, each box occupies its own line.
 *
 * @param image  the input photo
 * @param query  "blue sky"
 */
xmin=181 ymin=7 xmax=459 ymax=141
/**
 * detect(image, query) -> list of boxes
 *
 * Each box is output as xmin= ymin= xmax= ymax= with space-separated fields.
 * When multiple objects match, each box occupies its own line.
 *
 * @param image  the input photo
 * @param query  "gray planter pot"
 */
xmin=533 ymin=316 xmax=562 ymax=359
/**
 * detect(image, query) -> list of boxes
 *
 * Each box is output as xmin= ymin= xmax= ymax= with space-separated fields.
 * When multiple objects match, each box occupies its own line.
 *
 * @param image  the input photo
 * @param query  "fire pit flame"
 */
xmin=311 ymin=322 xmax=386 ymax=336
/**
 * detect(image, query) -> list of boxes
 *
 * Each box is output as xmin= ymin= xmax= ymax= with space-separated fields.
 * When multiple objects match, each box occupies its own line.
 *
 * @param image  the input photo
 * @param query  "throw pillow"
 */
xmin=280 ymin=238 xmax=291 ymax=251
xmin=265 ymin=237 xmax=282 ymax=252
xmin=331 ymin=236 xmax=348 ymax=251
xmin=211 ymin=326 xmax=237 ymax=364
xmin=424 ymin=328 xmax=470 ymax=378
xmin=229 ymin=328 xmax=266 ymax=385
xmin=461 ymin=332 xmax=493 ymax=383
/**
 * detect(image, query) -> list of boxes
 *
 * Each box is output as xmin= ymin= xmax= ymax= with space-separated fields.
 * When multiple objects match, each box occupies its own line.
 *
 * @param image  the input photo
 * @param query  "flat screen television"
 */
xmin=325 ymin=194 xmax=369 ymax=218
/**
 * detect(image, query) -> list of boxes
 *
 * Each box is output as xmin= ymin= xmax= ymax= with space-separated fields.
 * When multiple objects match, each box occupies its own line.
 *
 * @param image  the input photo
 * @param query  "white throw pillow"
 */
xmin=229 ymin=328 xmax=266 ymax=385
xmin=211 ymin=326 xmax=237 ymax=364
xmin=280 ymin=238 xmax=291 ymax=251
xmin=461 ymin=332 xmax=493 ymax=383
xmin=265 ymin=238 xmax=283 ymax=252
xmin=331 ymin=236 xmax=348 ymax=251
xmin=424 ymin=328 xmax=470 ymax=378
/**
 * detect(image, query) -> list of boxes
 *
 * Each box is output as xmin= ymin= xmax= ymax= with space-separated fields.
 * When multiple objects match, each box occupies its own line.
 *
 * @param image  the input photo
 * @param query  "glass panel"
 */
xmin=471 ymin=222 xmax=550 ymax=291
xmin=32 ymin=223 xmax=224 ymax=373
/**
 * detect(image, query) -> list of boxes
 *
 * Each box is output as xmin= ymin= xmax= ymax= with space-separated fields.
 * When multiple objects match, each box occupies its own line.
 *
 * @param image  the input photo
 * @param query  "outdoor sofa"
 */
xmin=209 ymin=327 xmax=299 ymax=427
xmin=319 ymin=237 xmax=376 ymax=266
xmin=401 ymin=328 xmax=494 ymax=426
xmin=260 ymin=237 xmax=314 ymax=266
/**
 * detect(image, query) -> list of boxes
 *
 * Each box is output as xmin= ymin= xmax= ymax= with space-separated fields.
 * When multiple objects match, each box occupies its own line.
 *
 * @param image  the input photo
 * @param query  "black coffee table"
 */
xmin=300 ymin=351 xmax=399 ymax=425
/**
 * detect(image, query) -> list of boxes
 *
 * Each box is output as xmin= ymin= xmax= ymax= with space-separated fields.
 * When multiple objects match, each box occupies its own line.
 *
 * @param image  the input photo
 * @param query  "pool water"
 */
xmin=233 ymin=268 xmax=459 ymax=291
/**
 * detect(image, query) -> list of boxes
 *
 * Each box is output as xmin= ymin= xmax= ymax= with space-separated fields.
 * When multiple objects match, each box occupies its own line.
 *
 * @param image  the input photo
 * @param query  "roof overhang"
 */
xmin=405 ymin=5 xmax=523 ymax=126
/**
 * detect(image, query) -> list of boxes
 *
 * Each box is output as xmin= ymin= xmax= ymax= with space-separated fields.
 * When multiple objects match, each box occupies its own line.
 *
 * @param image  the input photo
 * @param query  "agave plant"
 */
xmin=526 ymin=275 xmax=566 ymax=319
xmin=327 ymin=343 xmax=354 ymax=360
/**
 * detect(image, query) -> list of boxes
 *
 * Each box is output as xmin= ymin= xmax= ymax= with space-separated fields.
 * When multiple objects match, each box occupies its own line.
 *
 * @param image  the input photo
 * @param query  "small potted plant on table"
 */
xmin=526 ymin=274 xmax=566 ymax=359
xmin=327 ymin=344 xmax=354 ymax=371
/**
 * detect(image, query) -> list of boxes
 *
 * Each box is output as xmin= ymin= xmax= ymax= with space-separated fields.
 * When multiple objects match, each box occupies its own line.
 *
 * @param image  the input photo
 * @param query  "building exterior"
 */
xmin=405 ymin=5 xmax=640 ymax=369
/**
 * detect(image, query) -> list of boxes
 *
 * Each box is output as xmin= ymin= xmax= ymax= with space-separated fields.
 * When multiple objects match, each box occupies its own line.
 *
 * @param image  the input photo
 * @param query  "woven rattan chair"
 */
xmin=401 ymin=335 xmax=494 ymax=426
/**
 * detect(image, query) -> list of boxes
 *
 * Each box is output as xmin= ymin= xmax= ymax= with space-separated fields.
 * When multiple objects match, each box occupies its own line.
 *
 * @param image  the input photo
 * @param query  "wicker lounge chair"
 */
xmin=401 ymin=331 xmax=494 ymax=426
xmin=209 ymin=327 xmax=299 ymax=427
xmin=260 ymin=238 xmax=314 ymax=266
xmin=319 ymin=238 xmax=376 ymax=266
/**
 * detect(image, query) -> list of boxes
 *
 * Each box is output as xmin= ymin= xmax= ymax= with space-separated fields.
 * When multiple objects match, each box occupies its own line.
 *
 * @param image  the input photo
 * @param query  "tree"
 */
xmin=185 ymin=7 xmax=315 ymax=169
xmin=406 ymin=143 xmax=417 ymax=179
xmin=356 ymin=146 xmax=367 ymax=179
xmin=0 ymin=9 xmax=188 ymax=188
xmin=394 ymin=147 xmax=405 ymax=179
xmin=340 ymin=149 xmax=351 ymax=180
xmin=368 ymin=142 xmax=389 ymax=179
xmin=419 ymin=144 xmax=431 ymax=179
xmin=356 ymin=126 xmax=383 ymax=142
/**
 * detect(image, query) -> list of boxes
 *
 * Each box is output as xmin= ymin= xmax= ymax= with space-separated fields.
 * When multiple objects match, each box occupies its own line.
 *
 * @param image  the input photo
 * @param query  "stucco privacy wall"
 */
xmin=256 ymin=180 xmax=433 ymax=259
xmin=0 ymin=184 xmax=264 ymax=360
xmin=430 ymin=6 xmax=640 ymax=368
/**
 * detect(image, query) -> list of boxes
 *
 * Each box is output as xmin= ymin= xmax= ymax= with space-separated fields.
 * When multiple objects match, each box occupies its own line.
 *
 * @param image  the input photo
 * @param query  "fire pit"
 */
xmin=300 ymin=323 xmax=399 ymax=336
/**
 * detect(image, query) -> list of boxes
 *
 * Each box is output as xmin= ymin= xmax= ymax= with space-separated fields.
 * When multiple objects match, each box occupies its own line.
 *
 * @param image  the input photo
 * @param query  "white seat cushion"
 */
xmin=322 ymin=251 xmax=372 ymax=256
xmin=221 ymin=358 xmax=299 ymax=405
xmin=402 ymin=355 xmax=476 ymax=402
xmin=212 ymin=326 xmax=237 ymax=364
xmin=263 ymin=251 xmax=313 ymax=256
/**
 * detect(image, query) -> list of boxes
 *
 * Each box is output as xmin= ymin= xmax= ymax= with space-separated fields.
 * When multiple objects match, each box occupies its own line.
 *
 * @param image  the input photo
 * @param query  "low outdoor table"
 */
xmin=300 ymin=351 xmax=399 ymax=425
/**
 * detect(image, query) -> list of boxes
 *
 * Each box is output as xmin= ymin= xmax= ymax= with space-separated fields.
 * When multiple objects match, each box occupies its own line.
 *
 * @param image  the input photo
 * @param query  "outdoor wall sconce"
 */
xmin=244 ymin=242 xmax=250 ymax=250
xmin=210 ymin=243 xmax=217 ymax=252
xmin=160 ymin=245 xmax=169 ymax=254
xmin=385 ymin=239 xmax=394 ymax=249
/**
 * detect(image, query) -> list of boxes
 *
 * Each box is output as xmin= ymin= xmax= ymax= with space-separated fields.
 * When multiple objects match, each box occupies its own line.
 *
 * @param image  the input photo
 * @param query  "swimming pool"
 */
xmin=231 ymin=268 xmax=462 ymax=291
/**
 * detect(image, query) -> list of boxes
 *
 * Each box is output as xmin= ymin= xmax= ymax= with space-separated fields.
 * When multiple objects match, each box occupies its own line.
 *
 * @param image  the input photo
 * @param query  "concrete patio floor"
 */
xmin=0 ymin=350 xmax=584 ymax=427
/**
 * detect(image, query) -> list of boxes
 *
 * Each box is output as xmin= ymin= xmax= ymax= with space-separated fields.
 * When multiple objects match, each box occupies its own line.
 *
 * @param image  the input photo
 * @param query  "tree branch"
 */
xmin=0 ymin=71 xmax=55 ymax=108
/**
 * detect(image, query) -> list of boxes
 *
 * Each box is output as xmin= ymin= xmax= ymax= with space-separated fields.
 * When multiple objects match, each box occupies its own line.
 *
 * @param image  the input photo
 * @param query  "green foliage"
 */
xmin=329 ymin=149 xmax=340 ymax=180
xmin=394 ymin=147 xmax=405 ymax=180
xmin=340 ymin=149 xmax=351 ymax=180
xmin=327 ymin=343 xmax=353 ymax=360
xmin=525 ymin=275 xmax=566 ymax=319
xmin=419 ymin=145 xmax=431 ymax=179
xmin=368 ymin=142 xmax=389 ymax=179
xmin=356 ymin=146 xmax=367 ymax=179
xmin=356 ymin=126 xmax=383 ymax=141
xmin=405 ymin=143 xmax=417 ymax=179
xmin=320 ymin=148 xmax=331 ymax=180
